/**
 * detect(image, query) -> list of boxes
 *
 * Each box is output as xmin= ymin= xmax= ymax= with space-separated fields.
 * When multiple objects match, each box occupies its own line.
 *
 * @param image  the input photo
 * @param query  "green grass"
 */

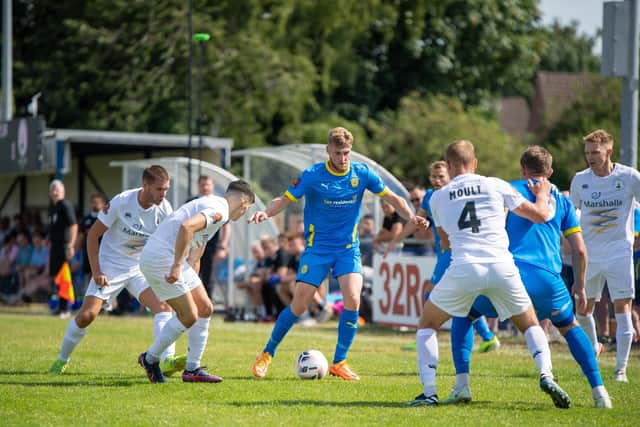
xmin=0 ymin=310 xmax=638 ymax=426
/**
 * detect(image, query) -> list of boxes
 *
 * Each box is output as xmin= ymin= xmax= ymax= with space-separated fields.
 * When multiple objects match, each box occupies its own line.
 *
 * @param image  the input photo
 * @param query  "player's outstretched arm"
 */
xmin=248 ymin=194 xmax=292 ymax=224
xmin=87 ymin=220 xmax=109 ymax=287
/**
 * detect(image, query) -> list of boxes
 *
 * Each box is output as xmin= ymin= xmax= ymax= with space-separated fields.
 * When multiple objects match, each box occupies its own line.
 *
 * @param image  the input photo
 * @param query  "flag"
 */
xmin=54 ymin=261 xmax=75 ymax=304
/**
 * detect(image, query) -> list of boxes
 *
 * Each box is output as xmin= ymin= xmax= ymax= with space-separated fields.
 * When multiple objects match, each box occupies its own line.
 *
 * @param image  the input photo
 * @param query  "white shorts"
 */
xmin=586 ymin=257 xmax=635 ymax=301
xmin=430 ymin=261 xmax=531 ymax=321
xmin=139 ymin=255 xmax=202 ymax=302
xmin=85 ymin=271 xmax=149 ymax=303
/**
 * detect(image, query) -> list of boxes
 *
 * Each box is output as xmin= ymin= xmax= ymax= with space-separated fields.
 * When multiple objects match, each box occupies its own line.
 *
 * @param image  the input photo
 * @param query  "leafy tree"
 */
xmin=541 ymin=77 xmax=621 ymax=190
xmin=536 ymin=21 xmax=600 ymax=73
xmin=368 ymin=93 xmax=523 ymax=187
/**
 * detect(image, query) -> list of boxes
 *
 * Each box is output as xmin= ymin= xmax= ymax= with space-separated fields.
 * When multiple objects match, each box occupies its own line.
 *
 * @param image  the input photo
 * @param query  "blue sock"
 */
xmin=264 ymin=306 xmax=298 ymax=357
xmin=564 ymin=326 xmax=603 ymax=388
xmin=451 ymin=316 xmax=474 ymax=374
xmin=333 ymin=309 xmax=359 ymax=364
xmin=473 ymin=316 xmax=494 ymax=341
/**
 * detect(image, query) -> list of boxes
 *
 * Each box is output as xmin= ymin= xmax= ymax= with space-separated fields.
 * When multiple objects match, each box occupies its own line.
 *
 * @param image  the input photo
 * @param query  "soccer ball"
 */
xmin=295 ymin=349 xmax=328 ymax=380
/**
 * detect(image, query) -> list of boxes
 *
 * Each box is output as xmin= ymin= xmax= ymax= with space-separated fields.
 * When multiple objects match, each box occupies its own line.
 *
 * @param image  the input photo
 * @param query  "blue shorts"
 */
xmin=469 ymin=262 xmax=574 ymax=328
xmin=296 ymin=246 xmax=362 ymax=287
xmin=425 ymin=250 xmax=451 ymax=301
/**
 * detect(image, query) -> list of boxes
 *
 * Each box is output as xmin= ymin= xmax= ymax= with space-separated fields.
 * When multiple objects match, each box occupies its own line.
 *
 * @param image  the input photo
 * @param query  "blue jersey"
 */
xmin=506 ymin=180 xmax=581 ymax=274
xmin=285 ymin=160 xmax=387 ymax=249
xmin=421 ymin=188 xmax=446 ymax=255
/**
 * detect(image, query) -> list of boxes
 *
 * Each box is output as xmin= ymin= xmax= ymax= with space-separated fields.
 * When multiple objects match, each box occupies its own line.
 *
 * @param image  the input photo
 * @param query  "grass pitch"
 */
xmin=0 ymin=309 xmax=638 ymax=426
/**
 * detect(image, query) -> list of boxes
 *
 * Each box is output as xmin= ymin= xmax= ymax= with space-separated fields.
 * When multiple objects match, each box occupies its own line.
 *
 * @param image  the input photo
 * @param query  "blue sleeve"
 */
xmin=421 ymin=189 xmax=434 ymax=217
xmin=285 ymin=169 xmax=312 ymax=201
xmin=635 ymin=207 xmax=640 ymax=234
xmin=560 ymin=195 xmax=581 ymax=235
xmin=364 ymin=166 xmax=386 ymax=196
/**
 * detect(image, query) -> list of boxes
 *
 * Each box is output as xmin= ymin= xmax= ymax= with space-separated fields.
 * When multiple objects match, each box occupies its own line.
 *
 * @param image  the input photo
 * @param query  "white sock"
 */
xmin=153 ymin=312 xmax=176 ymax=362
xmin=186 ymin=317 xmax=211 ymax=371
xmin=524 ymin=325 xmax=553 ymax=378
xmin=455 ymin=373 xmax=470 ymax=390
xmin=592 ymin=385 xmax=609 ymax=400
xmin=58 ymin=318 xmax=88 ymax=362
xmin=416 ymin=328 xmax=439 ymax=397
xmin=576 ymin=313 xmax=599 ymax=355
xmin=147 ymin=316 xmax=186 ymax=363
xmin=615 ymin=312 xmax=633 ymax=372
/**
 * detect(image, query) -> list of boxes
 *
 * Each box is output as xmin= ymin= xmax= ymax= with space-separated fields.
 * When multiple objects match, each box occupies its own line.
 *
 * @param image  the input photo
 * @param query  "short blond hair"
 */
xmin=583 ymin=129 xmax=613 ymax=148
xmin=445 ymin=140 xmax=475 ymax=166
xmin=328 ymin=127 xmax=353 ymax=148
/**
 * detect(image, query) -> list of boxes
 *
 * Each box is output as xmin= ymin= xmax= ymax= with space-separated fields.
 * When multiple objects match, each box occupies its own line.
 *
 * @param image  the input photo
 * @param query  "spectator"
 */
xmin=14 ymin=231 xmax=33 ymax=291
xmin=0 ymin=217 xmax=10 ymax=245
xmin=260 ymin=234 xmax=289 ymax=319
xmin=236 ymin=242 xmax=268 ymax=315
xmin=0 ymin=235 xmax=19 ymax=300
xmin=373 ymin=199 xmax=405 ymax=253
xmin=48 ymin=179 xmax=78 ymax=318
xmin=358 ymin=214 xmax=375 ymax=267
xmin=402 ymin=185 xmax=432 ymax=256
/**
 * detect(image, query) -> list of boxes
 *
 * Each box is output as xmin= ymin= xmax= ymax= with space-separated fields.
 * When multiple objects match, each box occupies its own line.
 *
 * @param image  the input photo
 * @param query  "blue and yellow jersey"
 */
xmin=421 ymin=188 xmax=446 ymax=254
xmin=506 ymin=180 xmax=581 ymax=274
xmin=285 ymin=160 xmax=387 ymax=249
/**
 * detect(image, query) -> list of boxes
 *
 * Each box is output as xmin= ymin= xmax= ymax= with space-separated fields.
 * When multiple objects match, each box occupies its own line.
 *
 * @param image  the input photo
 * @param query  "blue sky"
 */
xmin=539 ymin=0 xmax=604 ymax=52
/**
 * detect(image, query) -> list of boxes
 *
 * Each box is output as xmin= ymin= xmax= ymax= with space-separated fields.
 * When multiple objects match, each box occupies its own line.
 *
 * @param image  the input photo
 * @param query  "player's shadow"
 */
xmin=227 ymin=399 xmax=405 ymax=408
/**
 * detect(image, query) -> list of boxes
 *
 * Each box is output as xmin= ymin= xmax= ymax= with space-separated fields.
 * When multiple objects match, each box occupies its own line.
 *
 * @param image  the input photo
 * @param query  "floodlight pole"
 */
xmin=187 ymin=0 xmax=194 ymax=199
xmin=193 ymin=33 xmax=210 ymax=180
xmin=621 ymin=0 xmax=639 ymax=168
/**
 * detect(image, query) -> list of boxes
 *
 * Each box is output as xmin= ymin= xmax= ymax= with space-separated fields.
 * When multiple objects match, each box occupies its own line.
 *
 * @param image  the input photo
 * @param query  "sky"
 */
xmin=539 ymin=0 xmax=604 ymax=53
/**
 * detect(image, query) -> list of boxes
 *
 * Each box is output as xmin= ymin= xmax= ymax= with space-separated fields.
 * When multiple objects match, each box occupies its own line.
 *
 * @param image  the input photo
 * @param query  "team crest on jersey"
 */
xmin=124 ymin=212 xmax=132 ymax=218
xmin=351 ymin=177 xmax=359 ymax=188
xmin=590 ymin=192 xmax=601 ymax=200
xmin=615 ymin=179 xmax=624 ymax=190
xmin=301 ymin=264 xmax=308 ymax=274
xmin=291 ymin=177 xmax=300 ymax=187
xmin=582 ymin=184 xmax=588 ymax=189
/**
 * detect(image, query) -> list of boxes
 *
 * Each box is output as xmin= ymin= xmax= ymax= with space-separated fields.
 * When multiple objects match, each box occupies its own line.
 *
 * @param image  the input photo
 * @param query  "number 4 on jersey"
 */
xmin=458 ymin=201 xmax=481 ymax=233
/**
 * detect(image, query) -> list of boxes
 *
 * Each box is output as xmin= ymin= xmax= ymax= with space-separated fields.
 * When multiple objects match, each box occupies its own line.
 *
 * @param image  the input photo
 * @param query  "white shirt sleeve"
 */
xmin=569 ymin=176 xmax=581 ymax=209
xmin=97 ymin=194 xmax=122 ymax=228
xmin=491 ymin=177 xmax=526 ymax=211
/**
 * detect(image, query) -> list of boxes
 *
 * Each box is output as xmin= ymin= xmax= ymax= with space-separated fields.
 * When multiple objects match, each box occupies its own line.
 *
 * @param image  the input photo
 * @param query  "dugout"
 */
xmin=0 ymin=126 xmax=233 ymax=218
xmin=111 ymin=156 xmax=279 ymax=309
xmin=231 ymin=144 xmax=411 ymax=233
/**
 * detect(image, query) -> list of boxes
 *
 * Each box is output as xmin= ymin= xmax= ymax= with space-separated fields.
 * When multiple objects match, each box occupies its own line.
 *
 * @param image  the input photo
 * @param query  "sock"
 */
xmin=576 ymin=314 xmax=599 ymax=355
xmin=333 ymin=309 xmax=359 ymax=364
xmin=153 ymin=312 xmax=176 ymax=363
xmin=524 ymin=325 xmax=553 ymax=378
xmin=58 ymin=318 xmax=88 ymax=362
xmin=147 ymin=316 xmax=187 ymax=363
xmin=592 ymin=385 xmax=609 ymax=401
xmin=417 ymin=328 xmax=439 ymax=397
xmin=264 ymin=306 xmax=299 ymax=357
xmin=615 ymin=312 xmax=633 ymax=372
xmin=564 ymin=326 xmax=603 ymax=388
xmin=451 ymin=316 xmax=474 ymax=375
xmin=455 ymin=373 xmax=470 ymax=391
xmin=186 ymin=317 xmax=211 ymax=371
xmin=472 ymin=316 xmax=494 ymax=341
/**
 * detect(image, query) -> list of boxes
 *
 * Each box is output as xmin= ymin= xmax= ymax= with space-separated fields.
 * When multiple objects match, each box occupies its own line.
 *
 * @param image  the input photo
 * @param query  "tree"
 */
xmin=368 ymin=93 xmax=523 ymax=187
xmin=536 ymin=21 xmax=600 ymax=73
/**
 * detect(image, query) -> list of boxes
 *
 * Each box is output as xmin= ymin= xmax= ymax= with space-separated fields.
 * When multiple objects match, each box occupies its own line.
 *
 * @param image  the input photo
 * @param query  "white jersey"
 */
xmin=570 ymin=163 xmax=640 ymax=262
xmin=144 ymin=195 xmax=229 ymax=259
xmin=431 ymin=173 xmax=526 ymax=266
xmin=97 ymin=188 xmax=173 ymax=279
